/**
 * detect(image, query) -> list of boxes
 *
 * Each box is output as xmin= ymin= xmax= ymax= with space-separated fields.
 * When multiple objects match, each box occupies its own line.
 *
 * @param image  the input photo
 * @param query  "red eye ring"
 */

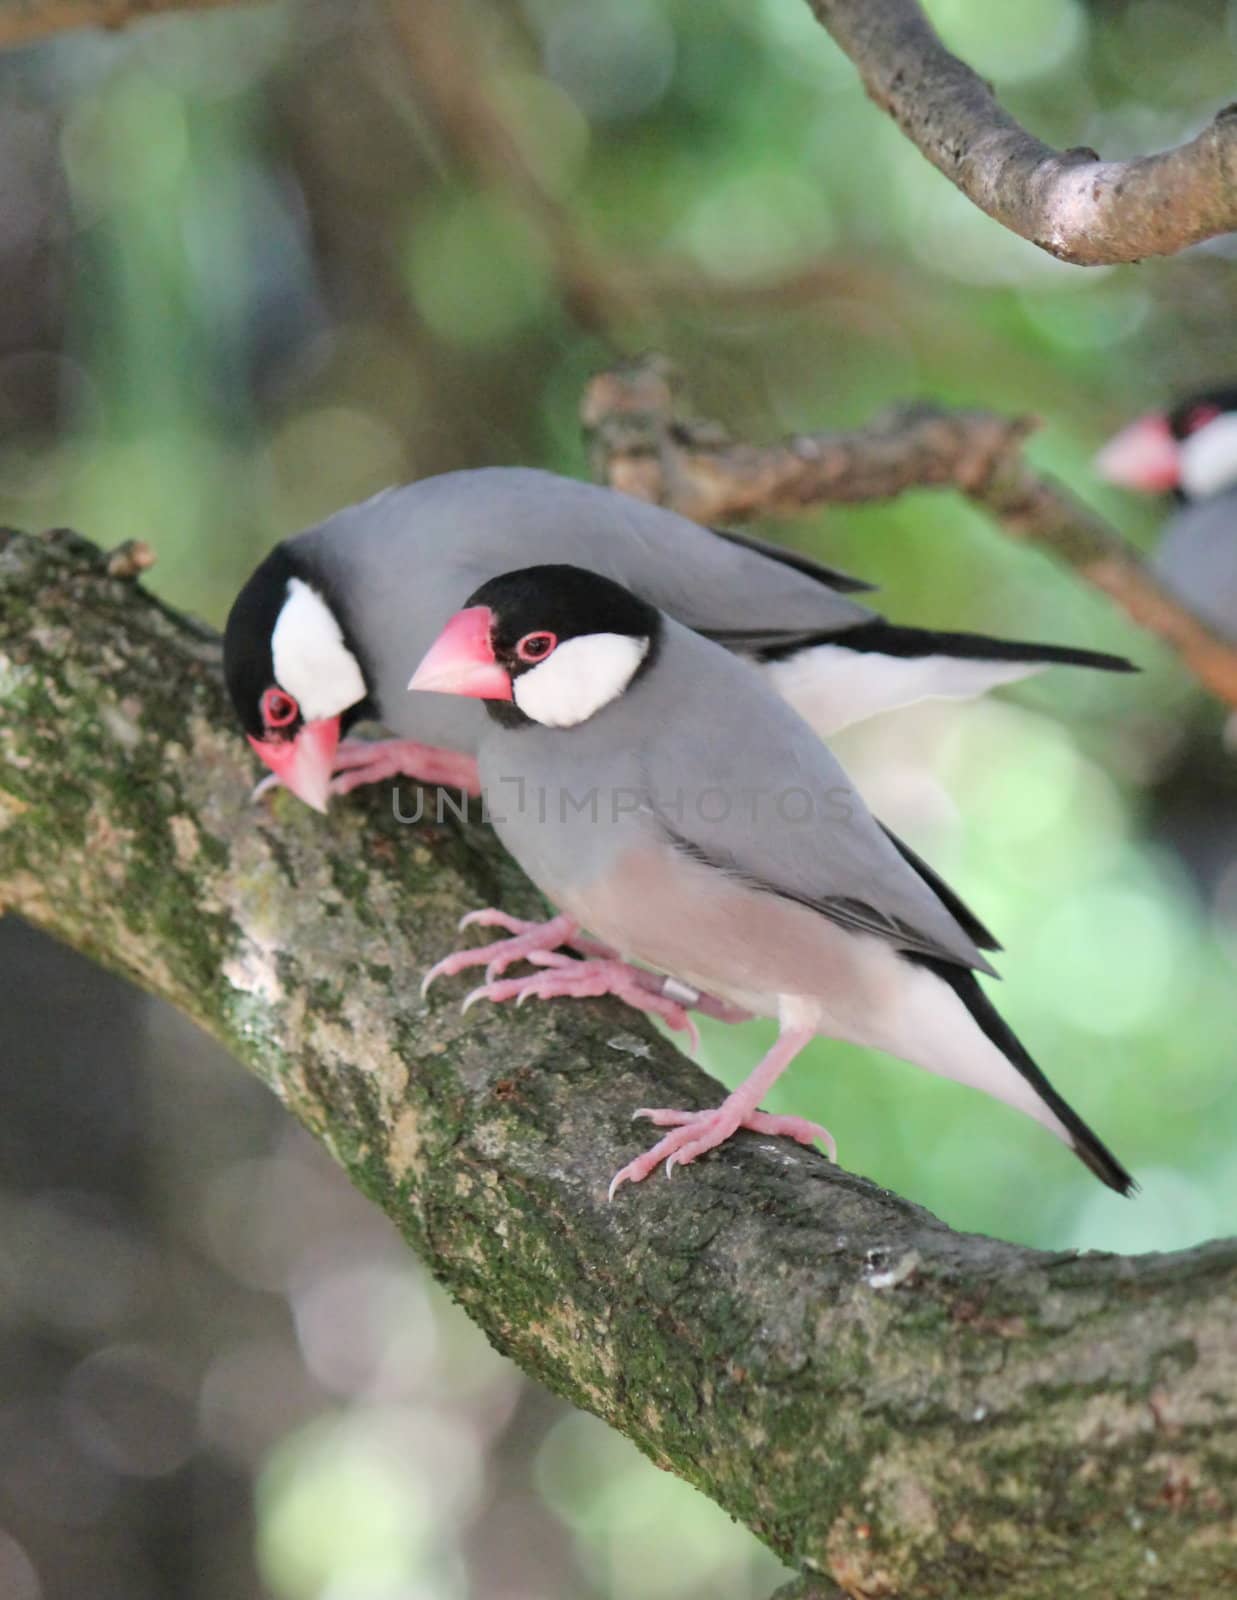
xmin=262 ymin=687 xmax=299 ymax=728
xmin=516 ymin=631 xmax=557 ymax=664
xmin=1185 ymin=404 xmax=1222 ymax=436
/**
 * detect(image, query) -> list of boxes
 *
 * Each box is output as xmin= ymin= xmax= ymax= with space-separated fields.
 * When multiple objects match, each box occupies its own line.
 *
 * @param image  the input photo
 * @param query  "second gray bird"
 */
xmin=224 ymin=467 xmax=1135 ymax=812
xmin=1096 ymin=382 xmax=1237 ymax=640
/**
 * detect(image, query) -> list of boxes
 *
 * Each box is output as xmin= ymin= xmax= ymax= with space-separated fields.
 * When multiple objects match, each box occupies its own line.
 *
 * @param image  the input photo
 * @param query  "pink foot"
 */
xmin=608 ymin=1105 xmax=836 ymax=1200
xmin=421 ymin=909 xmax=753 ymax=1030
xmin=460 ymin=953 xmax=701 ymax=1052
xmin=420 ymin=911 xmax=596 ymax=997
xmin=329 ymin=738 xmax=481 ymax=797
xmin=252 ymin=738 xmax=481 ymax=803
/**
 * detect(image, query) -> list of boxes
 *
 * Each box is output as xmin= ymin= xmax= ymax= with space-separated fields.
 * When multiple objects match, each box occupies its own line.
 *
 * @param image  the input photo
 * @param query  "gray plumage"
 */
xmin=270 ymin=466 xmax=1132 ymax=751
xmin=1153 ymin=488 xmax=1237 ymax=641
xmin=479 ymin=611 xmax=992 ymax=976
xmin=295 ymin=468 xmax=868 ymax=751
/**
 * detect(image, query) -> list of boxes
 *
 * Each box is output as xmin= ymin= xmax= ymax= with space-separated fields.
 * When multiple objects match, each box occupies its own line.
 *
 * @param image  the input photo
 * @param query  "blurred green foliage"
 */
xmin=1 ymin=1 xmax=1235 ymax=1595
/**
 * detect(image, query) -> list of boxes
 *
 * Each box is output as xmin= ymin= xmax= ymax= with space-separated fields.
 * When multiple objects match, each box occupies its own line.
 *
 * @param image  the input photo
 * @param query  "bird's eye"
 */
xmin=516 ymin=631 xmax=557 ymax=663
xmin=1186 ymin=404 xmax=1221 ymax=436
xmin=262 ymin=687 xmax=299 ymax=728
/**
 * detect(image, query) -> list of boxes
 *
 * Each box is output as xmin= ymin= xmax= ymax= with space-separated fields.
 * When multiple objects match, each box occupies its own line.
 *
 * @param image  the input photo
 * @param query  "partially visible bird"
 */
xmin=409 ymin=563 xmax=1135 ymax=1200
xmin=1096 ymin=383 xmax=1237 ymax=641
xmin=223 ymin=468 xmax=1135 ymax=813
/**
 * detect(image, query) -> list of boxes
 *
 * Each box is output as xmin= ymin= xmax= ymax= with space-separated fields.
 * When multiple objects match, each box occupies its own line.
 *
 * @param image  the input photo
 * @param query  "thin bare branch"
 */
xmin=7 ymin=0 xmax=1234 ymax=273
xmin=583 ymin=357 xmax=1237 ymax=710
xmin=807 ymin=0 xmax=1237 ymax=265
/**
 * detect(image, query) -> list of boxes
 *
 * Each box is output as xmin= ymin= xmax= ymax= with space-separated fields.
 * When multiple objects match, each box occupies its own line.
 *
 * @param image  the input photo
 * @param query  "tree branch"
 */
xmin=5 ymin=0 xmax=1233 ymax=274
xmin=1 ymin=525 xmax=1234 ymax=1596
xmin=806 ymin=0 xmax=1237 ymax=265
xmin=0 ymin=0 xmax=255 ymax=48
xmin=772 ymin=1582 xmax=849 ymax=1600
xmin=583 ymin=357 xmax=1237 ymax=711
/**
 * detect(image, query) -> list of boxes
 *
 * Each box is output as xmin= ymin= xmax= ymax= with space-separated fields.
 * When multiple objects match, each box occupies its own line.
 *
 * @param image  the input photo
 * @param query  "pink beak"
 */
xmin=248 ymin=715 xmax=340 ymax=814
xmin=408 ymin=606 xmax=514 ymax=700
xmin=1094 ymin=413 xmax=1180 ymax=493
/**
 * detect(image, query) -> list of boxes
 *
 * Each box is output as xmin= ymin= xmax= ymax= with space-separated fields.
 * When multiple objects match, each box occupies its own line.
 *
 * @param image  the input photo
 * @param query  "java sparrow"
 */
xmin=408 ymin=563 xmax=1135 ymax=1199
xmin=223 ymin=467 xmax=1135 ymax=813
xmin=1096 ymin=384 xmax=1237 ymax=641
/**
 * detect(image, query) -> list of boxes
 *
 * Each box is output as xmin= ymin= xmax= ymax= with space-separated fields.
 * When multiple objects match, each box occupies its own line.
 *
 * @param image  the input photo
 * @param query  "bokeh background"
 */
xmin=1 ymin=1 xmax=1235 ymax=1595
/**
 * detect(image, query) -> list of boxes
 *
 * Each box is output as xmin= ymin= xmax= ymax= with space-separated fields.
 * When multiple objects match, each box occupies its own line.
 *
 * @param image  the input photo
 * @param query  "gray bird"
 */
xmin=1096 ymin=384 xmax=1237 ymax=640
xmin=408 ymin=563 xmax=1135 ymax=1199
xmin=223 ymin=467 xmax=1134 ymax=812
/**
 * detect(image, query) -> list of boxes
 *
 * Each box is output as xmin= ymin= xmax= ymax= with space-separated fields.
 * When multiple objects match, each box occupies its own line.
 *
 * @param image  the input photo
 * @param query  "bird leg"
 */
xmin=253 ymin=738 xmax=481 ymax=802
xmin=608 ymin=1024 xmax=832 ymax=1200
xmin=421 ymin=909 xmax=751 ymax=1051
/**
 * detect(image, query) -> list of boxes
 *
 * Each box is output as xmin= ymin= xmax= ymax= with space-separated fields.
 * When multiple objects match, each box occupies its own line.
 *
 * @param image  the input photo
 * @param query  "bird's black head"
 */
xmin=1166 ymin=384 xmax=1237 ymax=443
xmin=409 ymin=564 xmax=661 ymax=729
xmin=1165 ymin=384 xmax=1237 ymax=502
xmin=1098 ymin=383 xmax=1237 ymax=504
xmin=224 ymin=545 xmax=297 ymax=742
xmin=222 ymin=542 xmax=372 ymax=811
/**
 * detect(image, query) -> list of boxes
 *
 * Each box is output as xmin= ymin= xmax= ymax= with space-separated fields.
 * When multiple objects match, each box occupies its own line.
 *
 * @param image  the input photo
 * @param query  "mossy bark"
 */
xmin=1 ymin=526 xmax=1234 ymax=1597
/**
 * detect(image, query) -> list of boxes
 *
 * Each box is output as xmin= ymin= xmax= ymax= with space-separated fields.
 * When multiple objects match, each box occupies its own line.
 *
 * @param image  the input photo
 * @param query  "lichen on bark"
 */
xmin=0 ymin=525 xmax=1234 ymax=1597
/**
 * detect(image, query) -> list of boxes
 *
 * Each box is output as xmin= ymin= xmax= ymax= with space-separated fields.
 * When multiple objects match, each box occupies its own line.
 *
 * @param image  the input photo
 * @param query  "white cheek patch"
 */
xmin=271 ymin=577 xmax=367 ymax=721
xmin=1180 ymin=414 xmax=1237 ymax=499
xmin=513 ymin=633 xmax=649 ymax=727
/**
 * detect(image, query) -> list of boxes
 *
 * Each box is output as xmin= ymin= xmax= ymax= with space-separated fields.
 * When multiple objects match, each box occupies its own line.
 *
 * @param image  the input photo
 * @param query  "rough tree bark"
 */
xmin=806 ymin=0 xmax=1237 ymax=265
xmin=584 ymin=356 xmax=1237 ymax=712
xmin=1 ymin=523 xmax=1234 ymax=1599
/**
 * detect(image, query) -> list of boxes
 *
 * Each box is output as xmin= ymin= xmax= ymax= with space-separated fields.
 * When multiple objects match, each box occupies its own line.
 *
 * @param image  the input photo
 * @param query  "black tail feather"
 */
xmin=880 ymin=826 xmax=1002 ymax=953
xmin=914 ymin=956 xmax=1136 ymax=1197
xmin=755 ymin=618 xmax=1138 ymax=673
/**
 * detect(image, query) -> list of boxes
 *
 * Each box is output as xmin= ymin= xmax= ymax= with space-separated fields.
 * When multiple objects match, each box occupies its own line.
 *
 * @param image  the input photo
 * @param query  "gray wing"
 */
xmin=443 ymin=470 xmax=877 ymax=634
xmin=291 ymin=468 xmax=879 ymax=745
xmin=631 ymin=620 xmax=997 ymax=975
xmin=303 ymin=466 xmax=876 ymax=642
xmin=1153 ymin=491 xmax=1237 ymax=641
xmin=701 ymin=523 xmax=874 ymax=594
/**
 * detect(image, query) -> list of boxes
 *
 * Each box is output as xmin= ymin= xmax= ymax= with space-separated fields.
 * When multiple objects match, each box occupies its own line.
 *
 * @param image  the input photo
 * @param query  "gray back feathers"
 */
xmin=480 ymin=615 xmax=995 ymax=977
xmin=289 ymin=469 xmax=875 ymax=745
xmin=1154 ymin=489 xmax=1237 ymax=642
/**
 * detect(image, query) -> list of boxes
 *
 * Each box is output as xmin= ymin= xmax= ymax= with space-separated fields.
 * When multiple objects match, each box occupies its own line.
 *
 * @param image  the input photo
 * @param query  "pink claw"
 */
xmin=420 ymin=912 xmax=581 ymax=998
xmin=423 ymin=909 xmax=750 ymax=1044
xmin=608 ymin=1103 xmax=835 ymax=1201
xmin=458 ymin=960 xmax=701 ymax=1052
xmin=457 ymin=909 xmax=617 ymax=963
